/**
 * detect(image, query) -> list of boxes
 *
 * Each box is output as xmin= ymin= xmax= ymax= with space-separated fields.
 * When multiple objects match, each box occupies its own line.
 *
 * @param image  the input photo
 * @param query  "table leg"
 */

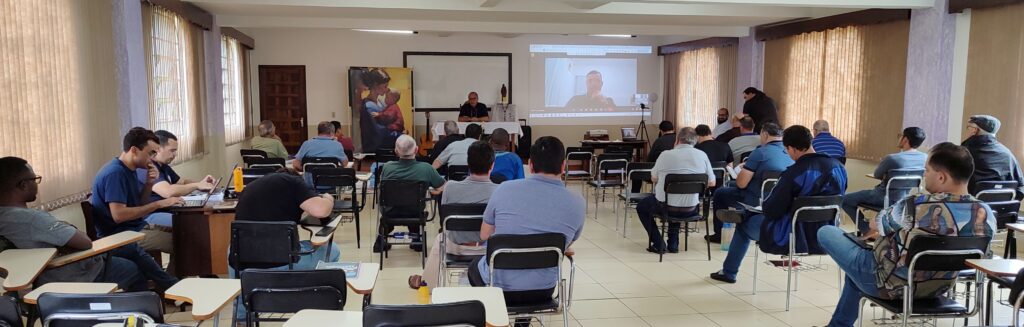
xmin=1005 ymin=230 xmax=1015 ymax=259
xmin=985 ymin=279 xmax=993 ymax=325
xmin=363 ymin=293 xmax=372 ymax=308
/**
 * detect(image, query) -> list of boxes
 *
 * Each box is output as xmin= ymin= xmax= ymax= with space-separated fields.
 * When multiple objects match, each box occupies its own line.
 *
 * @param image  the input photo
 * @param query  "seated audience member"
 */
xmin=694 ymin=124 xmax=734 ymax=166
xmin=230 ymin=168 xmax=338 ymax=320
xmin=433 ymin=123 xmax=483 ymax=169
xmin=961 ymin=115 xmax=1024 ymax=197
xmin=459 ymin=92 xmax=490 ymax=122
xmin=139 ymin=130 xmax=215 ymax=228
xmin=467 ymin=136 xmax=586 ymax=305
xmin=727 ymin=116 xmax=759 ymax=160
xmin=710 ymin=125 xmax=847 ymax=283
xmin=330 ymin=120 xmax=355 ymax=155
xmin=812 ymin=120 xmax=847 ymax=159
xmin=408 ymin=141 xmax=497 ymax=289
xmin=0 ymin=157 xmax=146 ymax=291
xmin=647 ymin=121 xmax=677 ymax=163
xmin=715 ymin=114 xmax=743 ymax=143
xmin=635 ymin=127 xmax=715 ymax=253
xmin=250 ymin=120 xmax=289 ymax=159
xmin=817 ymin=142 xmax=995 ymax=327
xmin=91 ymin=127 xmax=180 ymax=291
xmin=841 ymin=127 xmax=927 ymax=232
xmin=488 ymin=128 xmax=524 ymax=182
xmin=707 ymin=123 xmax=793 ymax=243
xmin=378 ymin=135 xmax=446 ymax=252
xmin=293 ymin=121 xmax=349 ymax=187
xmin=712 ymin=108 xmax=732 ymax=138
xmin=428 ymin=121 xmax=465 ymax=164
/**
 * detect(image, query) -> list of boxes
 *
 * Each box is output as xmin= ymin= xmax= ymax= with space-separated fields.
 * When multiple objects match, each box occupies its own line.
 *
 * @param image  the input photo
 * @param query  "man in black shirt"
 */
xmin=715 ymin=114 xmax=743 ymax=143
xmin=695 ymin=124 xmax=734 ymax=166
xmin=647 ymin=121 xmax=677 ymax=163
xmin=961 ymin=115 xmax=1024 ymax=197
xmin=459 ymin=92 xmax=489 ymax=122
xmin=741 ymin=87 xmax=779 ymax=134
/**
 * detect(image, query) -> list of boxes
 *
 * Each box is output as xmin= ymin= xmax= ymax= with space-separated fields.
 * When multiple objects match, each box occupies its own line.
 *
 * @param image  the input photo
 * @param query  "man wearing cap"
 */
xmin=962 ymin=115 xmax=1024 ymax=198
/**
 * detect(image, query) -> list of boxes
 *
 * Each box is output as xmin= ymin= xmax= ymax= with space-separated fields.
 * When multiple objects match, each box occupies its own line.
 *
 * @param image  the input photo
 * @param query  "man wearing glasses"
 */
xmin=961 ymin=115 xmax=1024 ymax=198
xmin=840 ymin=127 xmax=927 ymax=234
xmin=458 ymin=91 xmax=490 ymax=122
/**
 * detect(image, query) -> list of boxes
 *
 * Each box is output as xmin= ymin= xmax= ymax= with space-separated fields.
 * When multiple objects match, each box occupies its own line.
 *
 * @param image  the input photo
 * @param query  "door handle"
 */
xmin=300 ymin=117 xmax=304 ymax=127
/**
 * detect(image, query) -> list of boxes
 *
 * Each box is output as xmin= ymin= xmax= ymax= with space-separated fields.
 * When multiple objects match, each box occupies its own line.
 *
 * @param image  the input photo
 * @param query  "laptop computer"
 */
xmin=176 ymin=177 xmax=222 ymax=208
xmin=621 ymin=127 xmax=637 ymax=141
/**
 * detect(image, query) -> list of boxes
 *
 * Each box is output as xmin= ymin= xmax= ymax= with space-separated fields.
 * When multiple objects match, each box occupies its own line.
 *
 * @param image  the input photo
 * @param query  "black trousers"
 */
xmin=467 ymin=256 xmax=556 ymax=306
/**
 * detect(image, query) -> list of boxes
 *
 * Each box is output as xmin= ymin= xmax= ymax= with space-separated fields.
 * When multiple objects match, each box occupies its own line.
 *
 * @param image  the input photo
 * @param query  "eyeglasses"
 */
xmin=22 ymin=175 xmax=42 ymax=184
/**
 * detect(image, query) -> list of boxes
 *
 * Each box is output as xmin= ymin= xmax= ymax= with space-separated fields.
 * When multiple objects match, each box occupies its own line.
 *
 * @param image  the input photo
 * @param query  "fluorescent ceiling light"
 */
xmin=353 ymin=29 xmax=417 ymax=34
xmin=590 ymin=34 xmax=635 ymax=38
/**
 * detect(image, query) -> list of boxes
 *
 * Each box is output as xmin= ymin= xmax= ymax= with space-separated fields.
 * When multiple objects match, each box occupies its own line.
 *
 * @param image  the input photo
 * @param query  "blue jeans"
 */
xmin=230 ymin=241 xmax=341 ymax=319
xmin=636 ymin=195 xmax=696 ymax=251
xmin=712 ymin=186 xmax=745 ymax=235
xmin=144 ymin=212 xmax=173 ymax=228
xmin=100 ymin=256 xmax=148 ymax=292
xmin=841 ymin=190 xmax=883 ymax=233
xmin=110 ymin=243 xmax=179 ymax=291
xmin=721 ymin=214 xmax=765 ymax=280
xmin=817 ymin=225 xmax=880 ymax=327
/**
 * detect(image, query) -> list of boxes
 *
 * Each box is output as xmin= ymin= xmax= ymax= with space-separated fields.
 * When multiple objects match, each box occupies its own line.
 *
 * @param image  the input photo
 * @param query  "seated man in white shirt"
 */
xmin=635 ymin=127 xmax=716 ymax=253
xmin=432 ymin=123 xmax=483 ymax=170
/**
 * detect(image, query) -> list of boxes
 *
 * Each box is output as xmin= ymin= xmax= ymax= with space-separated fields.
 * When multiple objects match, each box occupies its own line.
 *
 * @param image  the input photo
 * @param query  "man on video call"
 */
xmin=565 ymin=70 xmax=616 ymax=111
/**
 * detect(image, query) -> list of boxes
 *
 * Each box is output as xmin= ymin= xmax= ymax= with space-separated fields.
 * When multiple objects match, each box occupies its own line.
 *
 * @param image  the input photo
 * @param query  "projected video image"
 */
xmin=544 ymin=58 xmax=637 ymax=111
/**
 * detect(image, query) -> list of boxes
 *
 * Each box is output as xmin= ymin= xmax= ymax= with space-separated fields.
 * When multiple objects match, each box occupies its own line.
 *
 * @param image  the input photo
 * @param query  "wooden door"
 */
xmin=259 ymin=65 xmax=307 ymax=154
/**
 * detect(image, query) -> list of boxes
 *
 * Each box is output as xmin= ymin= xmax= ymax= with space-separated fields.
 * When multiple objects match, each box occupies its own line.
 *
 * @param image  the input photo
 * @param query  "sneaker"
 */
xmin=709 ymin=271 xmax=736 ymax=284
xmin=705 ymin=234 xmax=722 ymax=244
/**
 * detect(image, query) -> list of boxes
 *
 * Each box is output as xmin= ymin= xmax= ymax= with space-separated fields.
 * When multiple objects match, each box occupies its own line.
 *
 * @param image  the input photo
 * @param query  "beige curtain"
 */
xmin=0 ymin=0 xmax=121 ymax=209
xmin=222 ymin=36 xmax=249 ymax=145
xmin=143 ymin=4 xmax=205 ymax=163
xmin=963 ymin=3 xmax=1024 ymax=163
xmin=764 ymin=20 xmax=909 ymax=161
xmin=663 ymin=46 xmax=737 ymax=129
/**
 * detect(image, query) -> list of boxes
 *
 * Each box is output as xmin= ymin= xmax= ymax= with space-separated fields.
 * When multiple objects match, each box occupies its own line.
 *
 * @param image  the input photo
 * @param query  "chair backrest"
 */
xmin=363 ymin=301 xmax=486 ymax=327
xmin=440 ymin=203 xmax=488 ymax=232
xmin=663 ymin=173 xmax=707 ymax=196
xmin=0 ymin=296 xmax=21 ymax=327
xmin=241 ymin=149 xmax=269 ymax=159
xmin=229 ymin=220 xmax=301 ymax=273
xmin=740 ymin=151 xmax=752 ymax=163
xmin=976 ymin=181 xmax=1018 ymax=202
xmin=242 ymin=167 xmax=277 ymax=185
xmin=310 ymin=167 xmax=357 ymax=189
xmin=376 ymin=148 xmax=398 ymax=163
xmin=79 ymin=199 xmax=98 ymax=240
xmin=301 ymin=156 xmax=341 ymax=173
xmin=595 ymin=153 xmax=629 ymax=178
xmin=606 ymin=145 xmax=633 ymax=156
xmin=378 ymin=180 xmax=429 ymax=219
xmin=904 ymin=235 xmax=989 ymax=272
xmin=790 ymin=195 xmax=843 ymax=223
xmin=625 ymin=162 xmax=654 ymax=184
xmin=241 ymin=269 xmax=347 ymax=315
xmin=447 ymin=165 xmax=470 ymax=182
xmin=565 ymin=147 xmax=594 ymax=162
xmin=760 ymin=171 xmax=783 ymax=204
xmin=246 ymin=157 xmax=286 ymax=170
xmin=38 ymin=292 xmax=164 ymax=327
xmin=884 ymin=168 xmax=925 ymax=203
xmin=486 ymin=233 xmax=566 ymax=270
xmin=710 ymin=161 xmax=728 ymax=185
xmin=987 ymin=200 xmax=1022 ymax=230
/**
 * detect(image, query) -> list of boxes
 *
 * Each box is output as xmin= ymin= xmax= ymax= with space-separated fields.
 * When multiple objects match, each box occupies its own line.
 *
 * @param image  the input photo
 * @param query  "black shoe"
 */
xmin=372 ymin=239 xmax=392 ymax=253
xmin=667 ymin=248 xmax=680 ymax=253
xmin=705 ymin=234 xmax=722 ymax=244
xmin=709 ymin=271 xmax=736 ymax=284
xmin=410 ymin=243 xmax=423 ymax=252
xmin=645 ymin=246 xmax=665 ymax=254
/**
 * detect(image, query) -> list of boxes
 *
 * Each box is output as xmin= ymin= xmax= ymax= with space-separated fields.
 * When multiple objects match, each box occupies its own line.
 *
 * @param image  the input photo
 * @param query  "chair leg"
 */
xmin=858 ymin=297 xmax=867 ymax=327
xmin=786 ymin=254 xmax=793 ymax=311
xmin=705 ymin=218 xmax=711 ymax=261
xmin=684 ymin=222 xmax=689 ymax=252
xmin=659 ymin=219 xmax=667 ymax=263
xmin=752 ymin=248 xmax=759 ymax=295
xmin=355 ymin=210 xmax=362 ymax=249
xmin=421 ymin=225 xmax=428 ymax=269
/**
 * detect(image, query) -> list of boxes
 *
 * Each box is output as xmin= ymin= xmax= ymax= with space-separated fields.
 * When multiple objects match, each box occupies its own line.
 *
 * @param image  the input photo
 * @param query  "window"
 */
xmin=763 ymin=20 xmax=910 ymax=161
xmin=663 ymin=46 xmax=737 ymax=128
xmin=222 ymin=36 xmax=249 ymax=145
xmin=1 ymin=0 xmax=122 ymax=209
xmin=144 ymin=5 xmax=204 ymax=163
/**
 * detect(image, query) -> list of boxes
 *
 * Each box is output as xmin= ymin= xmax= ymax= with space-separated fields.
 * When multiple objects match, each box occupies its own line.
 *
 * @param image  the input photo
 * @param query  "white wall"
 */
xmin=241 ymin=28 xmax=664 ymax=145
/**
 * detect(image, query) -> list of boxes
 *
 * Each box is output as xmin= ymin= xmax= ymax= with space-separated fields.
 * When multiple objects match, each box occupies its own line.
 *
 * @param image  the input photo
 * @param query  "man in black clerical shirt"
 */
xmin=459 ymin=92 xmax=489 ymax=122
xmin=647 ymin=121 xmax=677 ymax=163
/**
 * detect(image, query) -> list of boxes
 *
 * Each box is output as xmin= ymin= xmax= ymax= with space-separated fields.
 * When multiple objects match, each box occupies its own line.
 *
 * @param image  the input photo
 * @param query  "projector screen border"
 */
xmin=403 ymin=51 xmax=512 ymax=111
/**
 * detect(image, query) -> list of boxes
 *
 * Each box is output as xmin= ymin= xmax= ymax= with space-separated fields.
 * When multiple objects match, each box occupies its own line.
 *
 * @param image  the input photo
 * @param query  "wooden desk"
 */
xmin=581 ymin=140 xmax=649 ymax=161
xmin=170 ymin=201 xmax=237 ymax=277
xmin=284 ymin=309 xmax=362 ymax=326
xmin=165 ymin=278 xmax=241 ymax=323
xmin=967 ymin=259 xmax=1024 ymax=277
xmin=348 ymin=263 xmax=379 ymax=308
xmin=23 ymin=282 xmax=117 ymax=305
xmin=48 ymin=231 xmax=144 ymax=268
xmin=0 ymin=248 xmax=57 ymax=291
xmin=432 ymin=287 xmax=509 ymax=327
xmin=1005 ymin=223 xmax=1024 ymax=259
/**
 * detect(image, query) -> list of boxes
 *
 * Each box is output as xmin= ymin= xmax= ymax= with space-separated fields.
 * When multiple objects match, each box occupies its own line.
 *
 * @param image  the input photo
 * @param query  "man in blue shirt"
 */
xmin=710 ymin=125 xmax=847 ymax=283
xmin=136 ymin=130 xmax=215 ymax=228
xmin=707 ymin=123 xmax=794 ymax=243
xmin=842 ymin=127 xmax=927 ymax=233
xmin=488 ymin=128 xmax=524 ymax=182
xmin=812 ymin=120 xmax=847 ymax=159
xmin=467 ymin=136 xmax=585 ymax=305
xmin=293 ymin=121 xmax=349 ymax=188
xmin=91 ymin=127 xmax=181 ymax=291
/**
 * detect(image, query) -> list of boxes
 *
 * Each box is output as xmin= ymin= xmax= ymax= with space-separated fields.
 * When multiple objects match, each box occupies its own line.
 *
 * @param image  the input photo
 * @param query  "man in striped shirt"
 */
xmin=812 ymin=120 xmax=846 ymax=159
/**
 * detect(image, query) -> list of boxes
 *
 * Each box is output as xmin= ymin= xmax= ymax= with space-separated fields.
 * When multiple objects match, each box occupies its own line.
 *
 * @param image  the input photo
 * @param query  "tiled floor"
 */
xmin=165 ymin=181 xmax=1022 ymax=326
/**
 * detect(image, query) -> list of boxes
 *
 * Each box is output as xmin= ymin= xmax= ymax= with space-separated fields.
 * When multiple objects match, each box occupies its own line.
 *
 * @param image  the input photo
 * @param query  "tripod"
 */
xmin=637 ymin=103 xmax=651 ymax=152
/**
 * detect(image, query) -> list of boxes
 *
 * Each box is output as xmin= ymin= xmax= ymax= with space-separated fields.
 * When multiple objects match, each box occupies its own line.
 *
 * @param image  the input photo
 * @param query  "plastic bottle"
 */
xmin=417 ymin=285 xmax=431 ymax=304
xmin=721 ymin=223 xmax=734 ymax=251
xmin=232 ymin=166 xmax=244 ymax=193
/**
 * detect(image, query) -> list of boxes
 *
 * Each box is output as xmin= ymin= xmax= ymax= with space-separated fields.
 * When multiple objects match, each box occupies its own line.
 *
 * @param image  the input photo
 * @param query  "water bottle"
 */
xmin=232 ymin=166 xmax=244 ymax=193
xmin=721 ymin=223 xmax=735 ymax=251
xmin=417 ymin=285 xmax=431 ymax=304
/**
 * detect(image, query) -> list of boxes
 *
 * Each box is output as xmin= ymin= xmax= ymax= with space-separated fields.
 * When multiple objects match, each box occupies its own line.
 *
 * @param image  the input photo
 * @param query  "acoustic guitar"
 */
xmin=417 ymin=111 xmax=435 ymax=157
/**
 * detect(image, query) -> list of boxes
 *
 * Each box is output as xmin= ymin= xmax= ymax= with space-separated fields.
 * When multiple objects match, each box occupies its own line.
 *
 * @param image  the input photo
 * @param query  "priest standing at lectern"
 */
xmin=458 ymin=92 xmax=490 ymax=122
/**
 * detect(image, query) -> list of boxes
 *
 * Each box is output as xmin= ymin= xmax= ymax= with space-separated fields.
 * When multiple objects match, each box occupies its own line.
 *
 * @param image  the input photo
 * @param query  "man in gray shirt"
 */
xmin=410 ymin=141 xmax=498 ymax=289
xmin=0 ymin=157 xmax=146 ymax=291
xmin=467 ymin=137 xmax=585 ymax=305
xmin=728 ymin=116 xmax=760 ymax=161
xmin=841 ymin=127 xmax=928 ymax=233
xmin=433 ymin=123 xmax=484 ymax=169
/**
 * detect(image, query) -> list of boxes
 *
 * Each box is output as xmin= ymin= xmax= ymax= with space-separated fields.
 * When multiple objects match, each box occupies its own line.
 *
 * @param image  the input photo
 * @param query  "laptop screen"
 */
xmin=621 ymin=127 xmax=636 ymax=139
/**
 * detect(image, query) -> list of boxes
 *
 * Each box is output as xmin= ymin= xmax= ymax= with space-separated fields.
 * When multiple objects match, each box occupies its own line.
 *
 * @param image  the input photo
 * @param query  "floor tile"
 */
xmin=569 ymin=299 xmax=638 ymax=319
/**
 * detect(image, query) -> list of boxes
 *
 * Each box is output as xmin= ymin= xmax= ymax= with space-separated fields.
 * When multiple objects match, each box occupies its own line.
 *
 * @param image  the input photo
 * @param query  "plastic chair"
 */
xmin=486 ymin=233 xmax=574 ymax=327
xmin=37 ymin=292 xmax=165 ymax=327
xmin=241 ymin=269 xmax=347 ymax=326
xmin=437 ymin=203 xmax=487 ymax=287
xmin=653 ymin=173 xmax=710 ymax=262
xmin=363 ymin=301 xmax=486 ymax=327
xmin=563 ymin=147 xmax=595 ymax=194
xmin=376 ymin=180 xmax=429 ymax=269
xmin=311 ymin=167 xmax=365 ymax=249
xmin=446 ymin=165 xmax=470 ymax=182
xmin=855 ymin=168 xmax=924 ymax=234
xmin=617 ymin=162 xmax=653 ymax=237
xmin=586 ymin=153 xmax=629 ymax=219
xmin=0 ymin=296 xmax=22 ymax=327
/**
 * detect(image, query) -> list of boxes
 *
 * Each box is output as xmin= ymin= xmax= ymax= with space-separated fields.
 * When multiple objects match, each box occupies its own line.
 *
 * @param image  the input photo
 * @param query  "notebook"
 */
xmin=316 ymin=261 xmax=359 ymax=279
